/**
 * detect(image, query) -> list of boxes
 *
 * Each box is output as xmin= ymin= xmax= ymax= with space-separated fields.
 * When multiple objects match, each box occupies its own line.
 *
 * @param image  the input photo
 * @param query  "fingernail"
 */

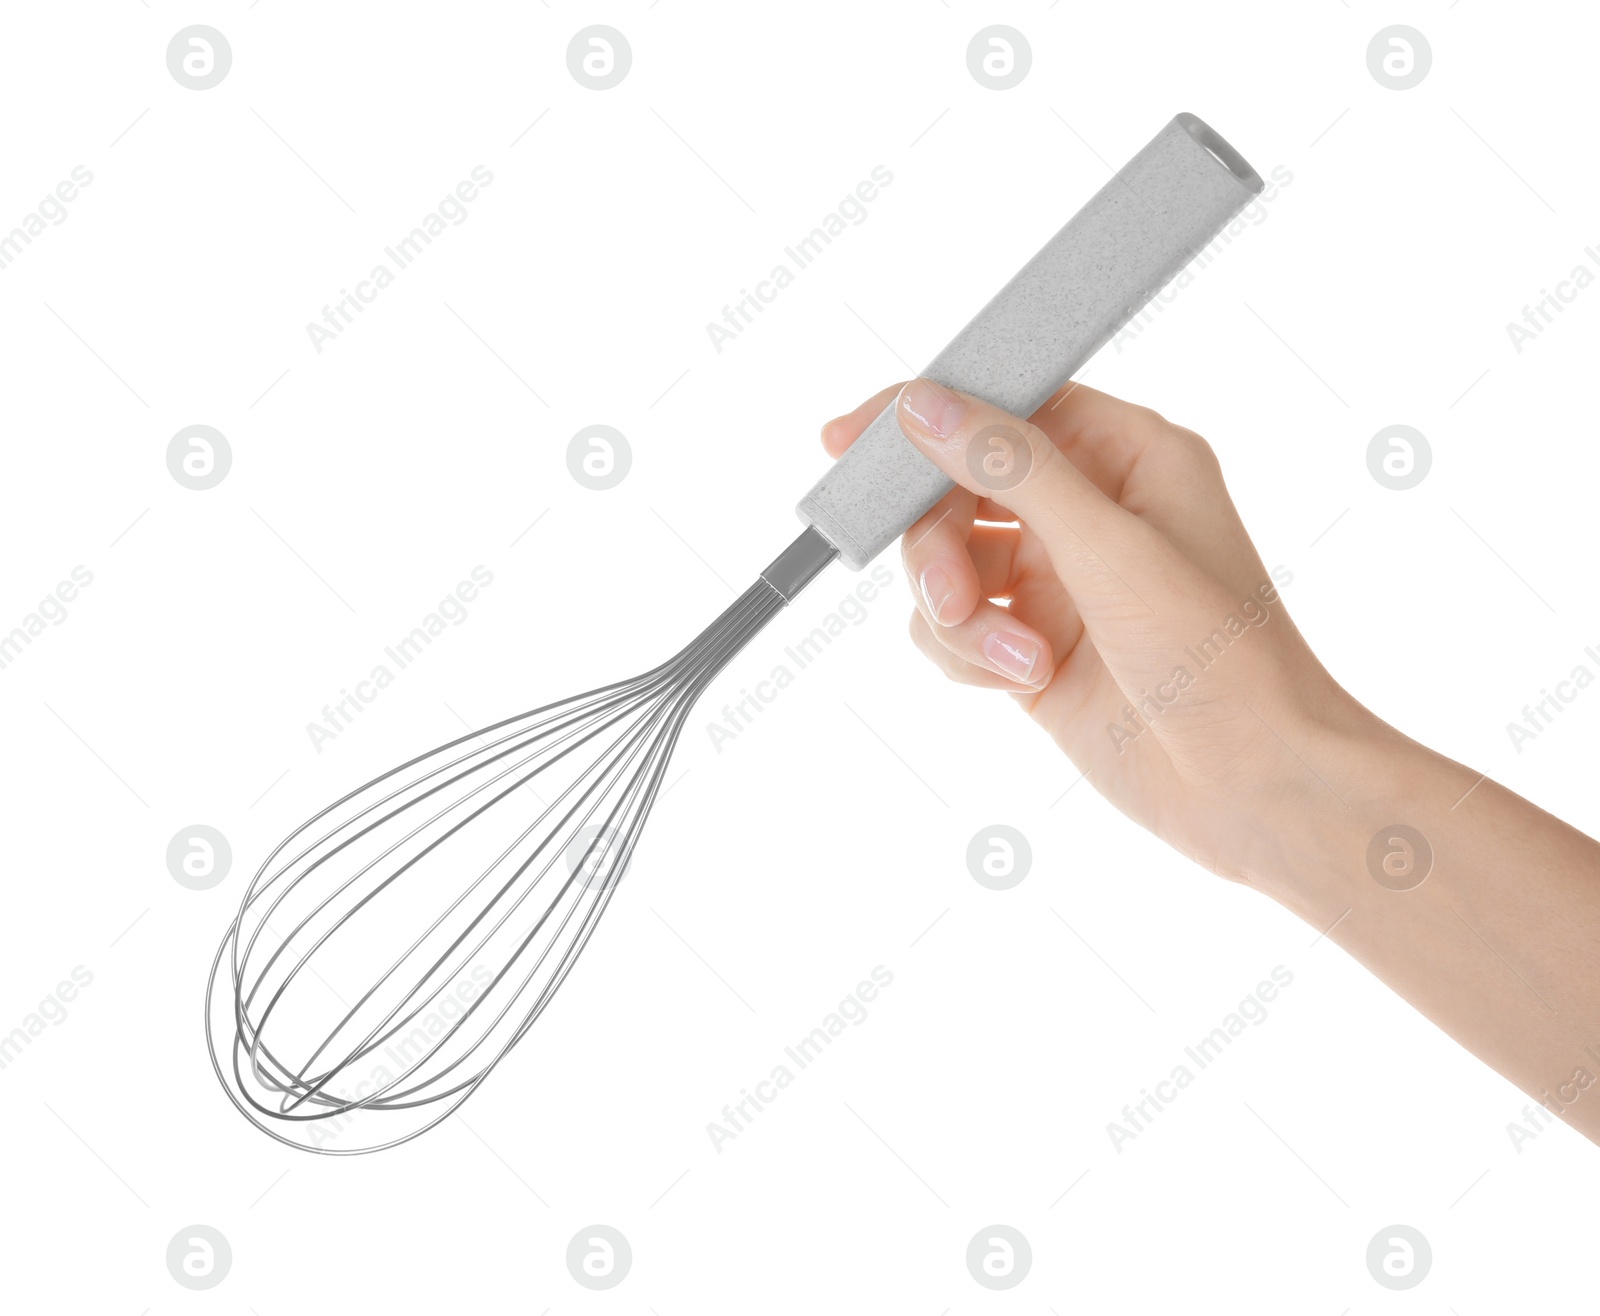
xmin=982 ymin=632 xmax=1042 ymax=685
xmin=899 ymin=378 xmax=966 ymax=437
xmin=919 ymin=565 xmax=956 ymax=625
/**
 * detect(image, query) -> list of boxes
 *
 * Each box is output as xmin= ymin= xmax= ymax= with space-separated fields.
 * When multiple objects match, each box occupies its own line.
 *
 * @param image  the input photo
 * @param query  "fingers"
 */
xmin=824 ymin=382 xmax=1017 ymax=523
xmin=908 ymin=609 xmax=1053 ymax=693
xmin=902 ymin=495 xmax=977 ymax=627
xmin=902 ymin=520 xmax=1055 ymax=690
xmin=1034 ymin=380 xmax=1272 ymax=602
xmin=1028 ymin=380 xmax=1173 ymax=503
xmin=903 ymin=512 xmax=1020 ymax=630
xmin=896 ymin=379 xmax=1195 ymax=627
xmin=820 ymin=382 xmax=905 ymax=459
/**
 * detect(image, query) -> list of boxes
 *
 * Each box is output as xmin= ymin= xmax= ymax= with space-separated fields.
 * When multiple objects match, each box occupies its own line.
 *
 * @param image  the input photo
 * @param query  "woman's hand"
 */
xmin=822 ymin=378 xmax=1376 ymax=894
xmin=822 ymin=378 xmax=1600 ymax=1147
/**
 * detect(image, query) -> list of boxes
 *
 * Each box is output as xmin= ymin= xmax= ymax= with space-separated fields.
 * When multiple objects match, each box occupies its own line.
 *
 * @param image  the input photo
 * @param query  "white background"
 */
xmin=1 ymin=0 xmax=1597 ymax=1310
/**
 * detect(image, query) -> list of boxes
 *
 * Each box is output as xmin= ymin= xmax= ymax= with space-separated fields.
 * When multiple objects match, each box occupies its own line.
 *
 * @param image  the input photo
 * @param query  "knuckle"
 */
xmin=967 ymin=410 xmax=1058 ymax=493
xmin=1021 ymin=419 xmax=1054 ymax=461
xmin=1134 ymin=401 xmax=1170 ymax=430
xmin=1165 ymin=424 xmax=1221 ymax=476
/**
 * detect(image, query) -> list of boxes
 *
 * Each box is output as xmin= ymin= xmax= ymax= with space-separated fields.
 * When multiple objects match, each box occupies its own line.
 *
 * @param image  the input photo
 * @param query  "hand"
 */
xmin=824 ymin=378 xmax=1600 ymax=1148
xmin=823 ymin=377 xmax=1374 ymax=890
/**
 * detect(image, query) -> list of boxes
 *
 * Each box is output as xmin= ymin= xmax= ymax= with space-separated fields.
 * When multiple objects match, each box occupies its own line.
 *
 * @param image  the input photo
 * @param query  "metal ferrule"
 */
xmin=758 ymin=525 xmax=838 ymax=602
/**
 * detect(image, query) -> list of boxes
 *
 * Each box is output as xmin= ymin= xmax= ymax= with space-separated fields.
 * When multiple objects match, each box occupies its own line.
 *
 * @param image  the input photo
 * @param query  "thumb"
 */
xmin=895 ymin=378 xmax=1190 ymax=624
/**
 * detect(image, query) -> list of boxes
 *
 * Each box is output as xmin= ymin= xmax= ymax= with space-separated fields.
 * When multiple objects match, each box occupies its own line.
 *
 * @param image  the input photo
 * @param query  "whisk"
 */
xmin=207 ymin=113 xmax=1265 ymax=1152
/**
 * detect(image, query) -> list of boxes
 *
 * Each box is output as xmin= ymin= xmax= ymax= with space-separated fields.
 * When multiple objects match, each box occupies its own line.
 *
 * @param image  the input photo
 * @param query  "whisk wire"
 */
xmin=207 ymin=571 xmax=801 ymax=1153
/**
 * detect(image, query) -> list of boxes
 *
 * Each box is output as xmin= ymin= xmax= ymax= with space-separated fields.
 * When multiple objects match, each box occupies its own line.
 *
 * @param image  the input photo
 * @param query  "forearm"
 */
xmin=1262 ymin=721 xmax=1600 ymax=1142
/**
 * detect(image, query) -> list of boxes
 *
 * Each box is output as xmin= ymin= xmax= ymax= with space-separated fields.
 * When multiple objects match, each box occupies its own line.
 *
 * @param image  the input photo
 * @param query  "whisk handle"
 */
xmin=794 ymin=112 xmax=1263 ymax=571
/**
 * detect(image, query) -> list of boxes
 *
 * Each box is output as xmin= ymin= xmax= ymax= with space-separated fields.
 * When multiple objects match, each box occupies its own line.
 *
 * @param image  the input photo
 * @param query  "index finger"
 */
xmin=822 ymin=382 xmax=1018 ymax=522
xmin=1031 ymin=380 xmax=1181 ymax=503
xmin=820 ymin=382 xmax=904 ymax=459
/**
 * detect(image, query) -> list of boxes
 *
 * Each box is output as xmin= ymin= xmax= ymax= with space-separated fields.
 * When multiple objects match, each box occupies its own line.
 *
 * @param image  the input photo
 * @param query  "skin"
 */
xmin=822 ymin=377 xmax=1600 ymax=1145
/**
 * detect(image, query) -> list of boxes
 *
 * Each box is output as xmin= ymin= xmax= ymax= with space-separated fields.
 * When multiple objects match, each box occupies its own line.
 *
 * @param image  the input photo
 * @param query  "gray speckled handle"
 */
xmin=796 ymin=112 xmax=1263 ymax=570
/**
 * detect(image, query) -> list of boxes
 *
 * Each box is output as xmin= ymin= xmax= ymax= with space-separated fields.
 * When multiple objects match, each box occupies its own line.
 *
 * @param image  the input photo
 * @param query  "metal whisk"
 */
xmin=206 ymin=533 xmax=832 ymax=1153
xmin=206 ymin=113 xmax=1265 ymax=1152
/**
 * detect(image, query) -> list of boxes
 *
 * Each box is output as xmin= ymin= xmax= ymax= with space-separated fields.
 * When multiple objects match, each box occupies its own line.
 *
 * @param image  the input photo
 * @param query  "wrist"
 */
xmin=1246 ymin=711 xmax=1446 ymax=929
